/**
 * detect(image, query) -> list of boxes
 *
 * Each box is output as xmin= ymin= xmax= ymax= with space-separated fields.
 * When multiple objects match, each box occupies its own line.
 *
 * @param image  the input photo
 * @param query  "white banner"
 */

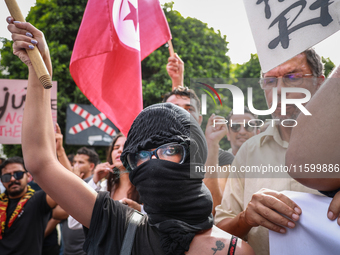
xmin=243 ymin=0 xmax=340 ymax=73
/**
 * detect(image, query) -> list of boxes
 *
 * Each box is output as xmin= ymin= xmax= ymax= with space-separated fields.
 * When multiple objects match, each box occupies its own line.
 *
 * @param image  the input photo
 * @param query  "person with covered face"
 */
xmin=7 ymin=18 xmax=254 ymax=255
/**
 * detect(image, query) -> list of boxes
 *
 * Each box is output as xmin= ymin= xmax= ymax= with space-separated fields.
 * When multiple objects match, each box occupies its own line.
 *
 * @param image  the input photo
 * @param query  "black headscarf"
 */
xmin=121 ymin=103 xmax=213 ymax=255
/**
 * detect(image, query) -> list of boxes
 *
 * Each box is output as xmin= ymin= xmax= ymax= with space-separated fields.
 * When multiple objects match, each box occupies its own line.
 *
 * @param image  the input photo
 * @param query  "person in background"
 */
xmin=89 ymin=132 xmax=142 ymax=212
xmin=226 ymin=107 xmax=260 ymax=156
xmin=0 ymin=158 xmax=6 ymax=194
xmin=216 ymin=106 xmax=260 ymax=194
xmin=0 ymin=156 xmax=57 ymax=255
xmin=215 ymin=49 xmax=325 ymax=255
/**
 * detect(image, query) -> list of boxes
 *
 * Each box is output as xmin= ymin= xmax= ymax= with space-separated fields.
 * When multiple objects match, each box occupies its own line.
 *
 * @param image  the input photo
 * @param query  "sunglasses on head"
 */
xmin=1 ymin=171 xmax=26 ymax=183
xmin=229 ymin=123 xmax=255 ymax=133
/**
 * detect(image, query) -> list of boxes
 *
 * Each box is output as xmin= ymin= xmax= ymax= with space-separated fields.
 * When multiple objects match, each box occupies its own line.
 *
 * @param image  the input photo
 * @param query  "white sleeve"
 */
xmin=87 ymin=178 xmax=101 ymax=192
xmin=68 ymin=177 xmax=106 ymax=229
xmin=140 ymin=204 xmax=147 ymax=215
xmin=68 ymin=215 xmax=83 ymax=229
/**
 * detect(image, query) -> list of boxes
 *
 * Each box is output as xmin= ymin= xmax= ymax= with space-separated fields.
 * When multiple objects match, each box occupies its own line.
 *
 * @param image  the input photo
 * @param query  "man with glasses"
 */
xmin=215 ymin=49 xmax=325 ymax=255
xmin=0 ymin=157 xmax=57 ymax=255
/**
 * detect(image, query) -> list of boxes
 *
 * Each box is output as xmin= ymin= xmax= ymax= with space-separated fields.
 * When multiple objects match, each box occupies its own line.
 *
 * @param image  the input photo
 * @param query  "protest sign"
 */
xmin=0 ymin=79 xmax=57 ymax=144
xmin=243 ymin=0 xmax=340 ymax=72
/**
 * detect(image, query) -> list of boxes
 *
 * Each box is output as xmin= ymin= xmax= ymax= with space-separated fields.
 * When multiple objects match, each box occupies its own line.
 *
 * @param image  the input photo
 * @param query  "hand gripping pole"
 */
xmin=5 ymin=0 xmax=53 ymax=89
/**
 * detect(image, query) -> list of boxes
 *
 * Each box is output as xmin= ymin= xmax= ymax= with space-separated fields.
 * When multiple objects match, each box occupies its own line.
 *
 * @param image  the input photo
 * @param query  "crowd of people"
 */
xmin=0 ymin=16 xmax=340 ymax=255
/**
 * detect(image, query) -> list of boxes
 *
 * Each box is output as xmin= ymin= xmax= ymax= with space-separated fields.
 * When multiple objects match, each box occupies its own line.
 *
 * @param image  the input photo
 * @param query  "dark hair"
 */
xmin=226 ymin=106 xmax=257 ymax=127
xmin=106 ymin=133 xmax=140 ymax=203
xmin=67 ymin=154 xmax=75 ymax=166
xmin=0 ymin=156 xmax=26 ymax=175
xmin=163 ymin=86 xmax=201 ymax=110
xmin=76 ymin=147 xmax=99 ymax=167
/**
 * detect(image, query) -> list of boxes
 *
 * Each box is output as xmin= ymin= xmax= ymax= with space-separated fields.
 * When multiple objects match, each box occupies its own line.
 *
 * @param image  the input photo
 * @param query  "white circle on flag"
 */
xmin=112 ymin=0 xmax=140 ymax=51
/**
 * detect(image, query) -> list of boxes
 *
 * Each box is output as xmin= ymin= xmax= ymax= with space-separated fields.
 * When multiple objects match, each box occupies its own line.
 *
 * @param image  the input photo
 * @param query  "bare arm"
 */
xmin=44 ymin=218 xmax=60 ymax=238
xmin=166 ymin=53 xmax=184 ymax=90
xmin=8 ymin=18 xmax=96 ymax=228
xmin=203 ymin=114 xmax=228 ymax=215
xmin=55 ymin=123 xmax=73 ymax=171
xmin=286 ymin=65 xmax=340 ymax=188
xmin=52 ymin=205 xmax=69 ymax=221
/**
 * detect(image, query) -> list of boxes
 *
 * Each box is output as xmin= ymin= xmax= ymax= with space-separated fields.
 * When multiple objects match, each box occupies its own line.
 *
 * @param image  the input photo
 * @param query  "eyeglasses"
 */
xmin=229 ymin=123 xmax=255 ymax=133
xmin=260 ymin=73 xmax=314 ymax=90
xmin=127 ymin=143 xmax=186 ymax=170
xmin=1 ymin=171 xmax=26 ymax=183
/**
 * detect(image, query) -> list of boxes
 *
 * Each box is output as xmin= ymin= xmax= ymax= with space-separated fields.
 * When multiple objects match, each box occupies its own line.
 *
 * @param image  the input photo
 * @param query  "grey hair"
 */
xmin=261 ymin=48 xmax=324 ymax=77
xmin=304 ymin=48 xmax=324 ymax=77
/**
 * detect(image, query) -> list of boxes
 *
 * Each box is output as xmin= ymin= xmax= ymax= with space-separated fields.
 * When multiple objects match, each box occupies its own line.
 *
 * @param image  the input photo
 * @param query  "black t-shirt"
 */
xmin=218 ymin=148 xmax=234 ymax=166
xmin=84 ymin=192 xmax=165 ymax=255
xmin=62 ymin=176 xmax=93 ymax=255
xmin=0 ymin=190 xmax=52 ymax=255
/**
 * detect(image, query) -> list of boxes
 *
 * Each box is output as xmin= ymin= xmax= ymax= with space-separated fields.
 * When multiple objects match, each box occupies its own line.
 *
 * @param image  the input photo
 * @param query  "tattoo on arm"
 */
xmin=212 ymin=240 xmax=225 ymax=255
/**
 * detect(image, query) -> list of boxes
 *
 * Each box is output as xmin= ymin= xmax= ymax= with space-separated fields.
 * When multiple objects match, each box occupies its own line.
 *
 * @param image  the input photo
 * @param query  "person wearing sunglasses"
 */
xmin=0 ymin=156 xmax=57 ymax=254
xmin=226 ymin=107 xmax=260 ymax=157
xmin=9 ymin=19 xmax=255 ymax=255
xmin=215 ymin=107 xmax=260 ymax=194
xmin=215 ymin=49 xmax=325 ymax=255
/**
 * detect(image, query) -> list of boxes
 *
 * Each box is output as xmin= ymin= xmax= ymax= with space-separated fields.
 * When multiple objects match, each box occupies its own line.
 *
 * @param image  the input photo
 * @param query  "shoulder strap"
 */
xmin=120 ymin=210 xmax=144 ymax=255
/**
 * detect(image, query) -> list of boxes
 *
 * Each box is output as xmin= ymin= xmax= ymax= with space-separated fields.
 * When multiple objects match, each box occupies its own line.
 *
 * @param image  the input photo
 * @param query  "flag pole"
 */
xmin=168 ymin=39 xmax=175 ymax=57
xmin=5 ymin=0 xmax=53 ymax=89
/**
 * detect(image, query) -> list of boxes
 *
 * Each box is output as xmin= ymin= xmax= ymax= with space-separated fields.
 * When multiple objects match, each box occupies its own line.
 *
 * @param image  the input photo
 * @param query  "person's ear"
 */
xmin=316 ymin=75 xmax=325 ymax=90
xmin=90 ymin=163 xmax=95 ymax=172
xmin=198 ymin=115 xmax=203 ymax=126
xmin=26 ymin=172 xmax=33 ymax=183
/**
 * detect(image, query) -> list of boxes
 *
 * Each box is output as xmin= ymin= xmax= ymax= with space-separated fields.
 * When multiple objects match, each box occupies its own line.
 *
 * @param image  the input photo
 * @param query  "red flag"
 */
xmin=70 ymin=0 xmax=171 ymax=136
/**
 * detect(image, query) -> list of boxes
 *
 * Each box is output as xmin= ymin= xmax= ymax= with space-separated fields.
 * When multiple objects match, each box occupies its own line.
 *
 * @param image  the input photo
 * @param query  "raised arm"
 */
xmin=7 ymin=17 xmax=96 ymax=228
xmin=166 ymin=53 xmax=184 ymax=90
xmin=203 ymin=114 xmax=228 ymax=215
xmin=55 ymin=123 xmax=73 ymax=171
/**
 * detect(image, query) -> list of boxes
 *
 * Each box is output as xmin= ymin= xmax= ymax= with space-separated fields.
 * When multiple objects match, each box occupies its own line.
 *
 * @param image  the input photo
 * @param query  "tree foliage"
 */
xmin=0 ymin=1 xmax=231 ymax=158
xmin=0 ymin=1 xmax=336 ymax=157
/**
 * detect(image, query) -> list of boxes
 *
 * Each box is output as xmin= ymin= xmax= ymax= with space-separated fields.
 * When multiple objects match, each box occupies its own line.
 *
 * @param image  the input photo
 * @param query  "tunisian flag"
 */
xmin=70 ymin=0 xmax=171 ymax=136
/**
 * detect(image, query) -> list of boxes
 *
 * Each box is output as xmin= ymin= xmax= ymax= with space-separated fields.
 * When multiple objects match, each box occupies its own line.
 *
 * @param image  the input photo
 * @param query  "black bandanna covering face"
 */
xmin=121 ymin=103 xmax=213 ymax=255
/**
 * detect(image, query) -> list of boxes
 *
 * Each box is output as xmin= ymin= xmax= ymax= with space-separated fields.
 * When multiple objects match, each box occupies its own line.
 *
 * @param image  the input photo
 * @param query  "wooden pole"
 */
xmin=168 ymin=39 xmax=174 ymax=57
xmin=4 ymin=0 xmax=53 ymax=89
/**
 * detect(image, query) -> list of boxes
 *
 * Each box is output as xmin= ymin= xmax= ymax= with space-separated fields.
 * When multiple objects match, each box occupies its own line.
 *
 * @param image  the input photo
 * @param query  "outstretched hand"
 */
xmin=55 ymin=123 xmax=63 ymax=152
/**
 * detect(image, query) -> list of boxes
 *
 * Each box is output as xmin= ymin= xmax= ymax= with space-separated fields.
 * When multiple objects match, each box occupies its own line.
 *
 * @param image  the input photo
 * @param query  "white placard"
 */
xmin=269 ymin=190 xmax=340 ymax=255
xmin=243 ymin=0 xmax=340 ymax=73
